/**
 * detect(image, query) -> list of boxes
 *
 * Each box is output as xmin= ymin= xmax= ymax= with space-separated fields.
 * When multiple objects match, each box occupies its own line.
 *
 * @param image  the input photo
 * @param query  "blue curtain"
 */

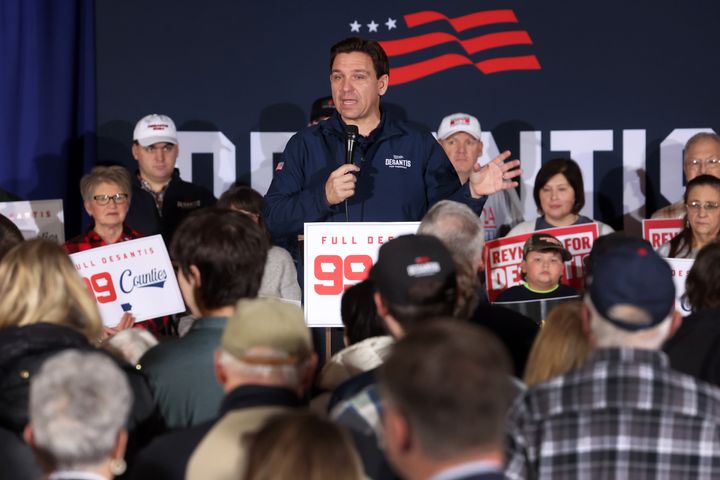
xmin=0 ymin=0 xmax=95 ymax=237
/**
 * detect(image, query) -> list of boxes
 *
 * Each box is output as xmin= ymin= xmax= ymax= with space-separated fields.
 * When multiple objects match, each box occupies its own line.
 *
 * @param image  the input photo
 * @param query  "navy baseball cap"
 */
xmin=587 ymin=243 xmax=675 ymax=331
xmin=369 ymin=235 xmax=456 ymax=306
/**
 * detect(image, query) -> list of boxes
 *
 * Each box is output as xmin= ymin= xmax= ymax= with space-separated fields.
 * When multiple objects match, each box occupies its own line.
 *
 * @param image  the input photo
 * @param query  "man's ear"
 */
xmin=299 ymin=353 xmax=319 ymax=395
xmin=131 ymin=143 xmax=141 ymax=161
xmin=213 ymin=349 xmax=228 ymax=387
xmin=666 ymin=308 xmax=683 ymax=341
xmin=188 ymin=265 xmax=202 ymax=287
xmin=384 ymin=405 xmax=412 ymax=457
xmin=111 ymin=429 xmax=128 ymax=461
xmin=23 ymin=423 xmax=34 ymax=447
xmin=377 ymin=74 xmax=389 ymax=96
xmin=374 ymin=291 xmax=388 ymax=317
xmin=375 ymin=292 xmax=404 ymax=338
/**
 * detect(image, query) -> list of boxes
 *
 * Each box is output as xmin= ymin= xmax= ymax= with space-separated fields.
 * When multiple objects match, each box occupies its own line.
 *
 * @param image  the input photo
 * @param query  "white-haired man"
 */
xmin=653 ymin=132 xmax=720 ymax=218
xmin=418 ymin=200 xmax=539 ymax=378
xmin=24 ymin=350 xmax=132 ymax=479
xmin=437 ymin=113 xmax=523 ymax=239
xmin=505 ymin=241 xmax=720 ymax=479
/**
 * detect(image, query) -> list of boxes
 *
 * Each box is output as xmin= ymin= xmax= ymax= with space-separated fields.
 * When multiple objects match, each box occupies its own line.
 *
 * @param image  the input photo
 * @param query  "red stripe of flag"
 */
xmin=476 ymin=55 xmax=541 ymax=74
xmin=389 ymin=54 xmax=474 ymax=85
xmin=389 ymin=54 xmax=541 ymax=85
xmin=404 ymin=10 xmax=518 ymax=32
xmin=380 ymin=31 xmax=532 ymax=57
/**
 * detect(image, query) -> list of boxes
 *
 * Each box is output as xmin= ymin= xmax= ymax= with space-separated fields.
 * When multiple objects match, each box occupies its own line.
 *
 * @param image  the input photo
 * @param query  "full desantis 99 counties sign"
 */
xmin=0 ymin=199 xmax=65 ymax=243
xmin=304 ymin=222 xmax=419 ymax=327
xmin=69 ymin=235 xmax=185 ymax=327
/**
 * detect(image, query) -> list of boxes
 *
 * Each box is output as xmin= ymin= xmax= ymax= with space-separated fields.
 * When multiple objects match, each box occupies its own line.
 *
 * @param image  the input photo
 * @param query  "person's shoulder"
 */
xmin=171 ymin=173 xmax=215 ymax=199
xmin=494 ymin=285 xmax=526 ymax=302
xmin=652 ymin=200 xmax=685 ymax=219
xmin=506 ymin=220 xmax=535 ymax=237
xmin=267 ymin=245 xmax=293 ymax=263
xmin=137 ymin=337 xmax=185 ymax=371
xmin=131 ymin=419 xmax=215 ymax=478
xmin=556 ymin=284 xmax=579 ymax=296
xmin=594 ymin=220 xmax=615 ymax=236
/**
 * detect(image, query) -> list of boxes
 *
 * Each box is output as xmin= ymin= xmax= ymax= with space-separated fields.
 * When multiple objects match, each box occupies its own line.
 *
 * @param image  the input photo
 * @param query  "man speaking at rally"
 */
xmin=264 ymin=37 xmax=521 ymax=243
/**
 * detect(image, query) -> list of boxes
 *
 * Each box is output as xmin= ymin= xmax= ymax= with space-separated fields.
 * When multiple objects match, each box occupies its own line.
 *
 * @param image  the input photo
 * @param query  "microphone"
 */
xmin=345 ymin=125 xmax=359 ymax=165
xmin=344 ymin=125 xmax=359 ymax=221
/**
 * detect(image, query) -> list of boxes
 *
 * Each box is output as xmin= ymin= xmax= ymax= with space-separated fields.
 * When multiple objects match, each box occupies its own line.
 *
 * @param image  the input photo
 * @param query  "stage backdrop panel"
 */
xmin=95 ymin=0 xmax=720 ymax=236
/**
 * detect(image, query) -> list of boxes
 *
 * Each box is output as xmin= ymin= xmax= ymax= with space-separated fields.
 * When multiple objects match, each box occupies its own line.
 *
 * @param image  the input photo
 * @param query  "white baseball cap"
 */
xmin=133 ymin=114 xmax=178 ymax=146
xmin=437 ymin=113 xmax=482 ymax=141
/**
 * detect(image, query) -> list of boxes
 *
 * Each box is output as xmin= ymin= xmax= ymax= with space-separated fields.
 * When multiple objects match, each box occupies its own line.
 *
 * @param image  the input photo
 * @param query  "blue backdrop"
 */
xmin=0 ymin=0 xmax=95 ymax=236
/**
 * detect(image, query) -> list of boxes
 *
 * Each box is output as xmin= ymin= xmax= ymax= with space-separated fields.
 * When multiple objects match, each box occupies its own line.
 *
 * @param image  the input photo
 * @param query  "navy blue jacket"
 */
xmin=125 ymin=169 xmax=216 ymax=244
xmin=264 ymin=113 xmax=486 ymax=240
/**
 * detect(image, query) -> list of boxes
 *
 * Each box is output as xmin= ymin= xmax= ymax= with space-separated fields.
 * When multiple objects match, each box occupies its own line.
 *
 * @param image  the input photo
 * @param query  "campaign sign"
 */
xmin=666 ymin=257 xmax=694 ymax=317
xmin=69 ymin=235 xmax=185 ymax=327
xmin=0 ymin=199 xmax=65 ymax=243
xmin=643 ymin=219 xmax=684 ymax=249
xmin=484 ymin=223 xmax=599 ymax=303
xmin=304 ymin=222 xmax=419 ymax=327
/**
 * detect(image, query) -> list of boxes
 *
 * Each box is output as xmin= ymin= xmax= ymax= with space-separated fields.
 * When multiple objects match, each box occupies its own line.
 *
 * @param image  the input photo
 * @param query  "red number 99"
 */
xmin=88 ymin=272 xmax=118 ymax=304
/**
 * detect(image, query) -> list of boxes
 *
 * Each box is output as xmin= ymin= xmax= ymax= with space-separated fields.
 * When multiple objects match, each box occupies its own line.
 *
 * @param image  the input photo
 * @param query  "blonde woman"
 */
xmin=523 ymin=300 xmax=591 ymax=387
xmin=0 ymin=239 xmax=160 ymax=479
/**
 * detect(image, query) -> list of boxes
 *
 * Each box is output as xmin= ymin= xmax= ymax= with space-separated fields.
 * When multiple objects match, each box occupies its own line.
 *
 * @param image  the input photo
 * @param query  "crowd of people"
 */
xmin=1 ymin=35 xmax=720 ymax=480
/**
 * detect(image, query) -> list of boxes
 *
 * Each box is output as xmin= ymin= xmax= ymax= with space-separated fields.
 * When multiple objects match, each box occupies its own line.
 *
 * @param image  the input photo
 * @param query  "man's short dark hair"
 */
xmin=170 ymin=208 xmax=268 ymax=310
xmin=341 ymin=280 xmax=386 ymax=344
xmin=381 ymin=280 xmax=456 ymax=330
xmin=379 ymin=320 xmax=512 ymax=458
xmin=533 ymin=158 xmax=585 ymax=215
xmin=330 ymin=37 xmax=389 ymax=78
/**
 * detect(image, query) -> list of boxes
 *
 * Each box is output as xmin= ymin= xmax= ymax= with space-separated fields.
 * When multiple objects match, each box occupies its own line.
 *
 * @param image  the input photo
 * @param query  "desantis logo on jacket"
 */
xmin=348 ymin=8 xmax=541 ymax=85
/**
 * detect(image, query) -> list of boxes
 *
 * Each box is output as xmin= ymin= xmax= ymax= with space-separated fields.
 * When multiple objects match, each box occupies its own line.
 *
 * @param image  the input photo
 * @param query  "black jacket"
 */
xmin=130 ymin=385 xmax=303 ymax=480
xmin=125 ymin=169 xmax=216 ymax=243
xmin=664 ymin=308 xmax=720 ymax=386
xmin=0 ymin=323 xmax=165 ymax=479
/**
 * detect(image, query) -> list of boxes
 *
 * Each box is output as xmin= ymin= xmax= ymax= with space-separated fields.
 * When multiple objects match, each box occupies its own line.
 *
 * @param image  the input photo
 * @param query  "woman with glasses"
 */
xmin=65 ymin=165 xmax=140 ymax=253
xmin=658 ymin=174 xmax=720 ymax=258
xmin=64 ymin=166 xmax=148 ymax=334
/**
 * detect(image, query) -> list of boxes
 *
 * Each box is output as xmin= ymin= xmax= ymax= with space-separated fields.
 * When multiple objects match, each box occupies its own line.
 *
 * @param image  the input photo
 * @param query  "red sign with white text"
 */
xmin=483 ymin=224 xmax=599 ymax=302
xmin=642 ymin=218 xmax=684 ymax=249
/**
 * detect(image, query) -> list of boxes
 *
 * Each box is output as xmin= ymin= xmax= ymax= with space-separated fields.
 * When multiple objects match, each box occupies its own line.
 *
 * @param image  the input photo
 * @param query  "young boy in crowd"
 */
xmin=495 ymin=233 xmax=578 ymax=302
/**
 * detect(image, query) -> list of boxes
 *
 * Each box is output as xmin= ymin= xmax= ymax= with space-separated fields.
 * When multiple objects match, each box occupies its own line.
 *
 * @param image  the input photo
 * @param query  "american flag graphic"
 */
xmin=375 ymin=9 xmax=541 ymax=85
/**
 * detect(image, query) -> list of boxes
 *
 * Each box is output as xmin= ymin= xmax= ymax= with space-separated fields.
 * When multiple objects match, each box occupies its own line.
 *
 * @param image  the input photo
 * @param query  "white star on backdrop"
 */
xmin=385 ymin=17 xmax=397 ymax=30
xmin=349 ymin=20 xmax=361 ymax=32
xmin=367 ymin=20 xmax=379 ymax=32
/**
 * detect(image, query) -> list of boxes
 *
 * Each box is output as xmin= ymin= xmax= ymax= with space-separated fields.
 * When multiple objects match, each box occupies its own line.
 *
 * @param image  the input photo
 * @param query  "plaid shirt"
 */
xmin=331 ymin=383 xmax=384 ymax=437
xmin=139 ymin=175 xmax=169 ymax=215
xmin=505 ymin=348 xmax=720 ymax=480
xmin=64 ymin=224 xmax=142 ymax=254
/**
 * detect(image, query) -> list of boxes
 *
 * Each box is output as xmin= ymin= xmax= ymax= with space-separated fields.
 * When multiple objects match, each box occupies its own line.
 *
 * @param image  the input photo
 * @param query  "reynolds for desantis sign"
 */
xmin=69 ymin=235 xmax=185 ymax=327
xmin=483 ymin=223 xmax=599 ymax=302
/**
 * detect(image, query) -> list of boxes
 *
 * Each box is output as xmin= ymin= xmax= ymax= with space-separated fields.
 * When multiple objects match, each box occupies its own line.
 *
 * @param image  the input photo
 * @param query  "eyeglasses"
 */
xmin=685 ymin=158 xmax=720 ymax=169
xmin=142 ymin=144 xmax=175 ymax=153
xmin=93 ymin=193 xmax=129 ymax=205
xmin=686 ymin=201 xmax=720 ymax=212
